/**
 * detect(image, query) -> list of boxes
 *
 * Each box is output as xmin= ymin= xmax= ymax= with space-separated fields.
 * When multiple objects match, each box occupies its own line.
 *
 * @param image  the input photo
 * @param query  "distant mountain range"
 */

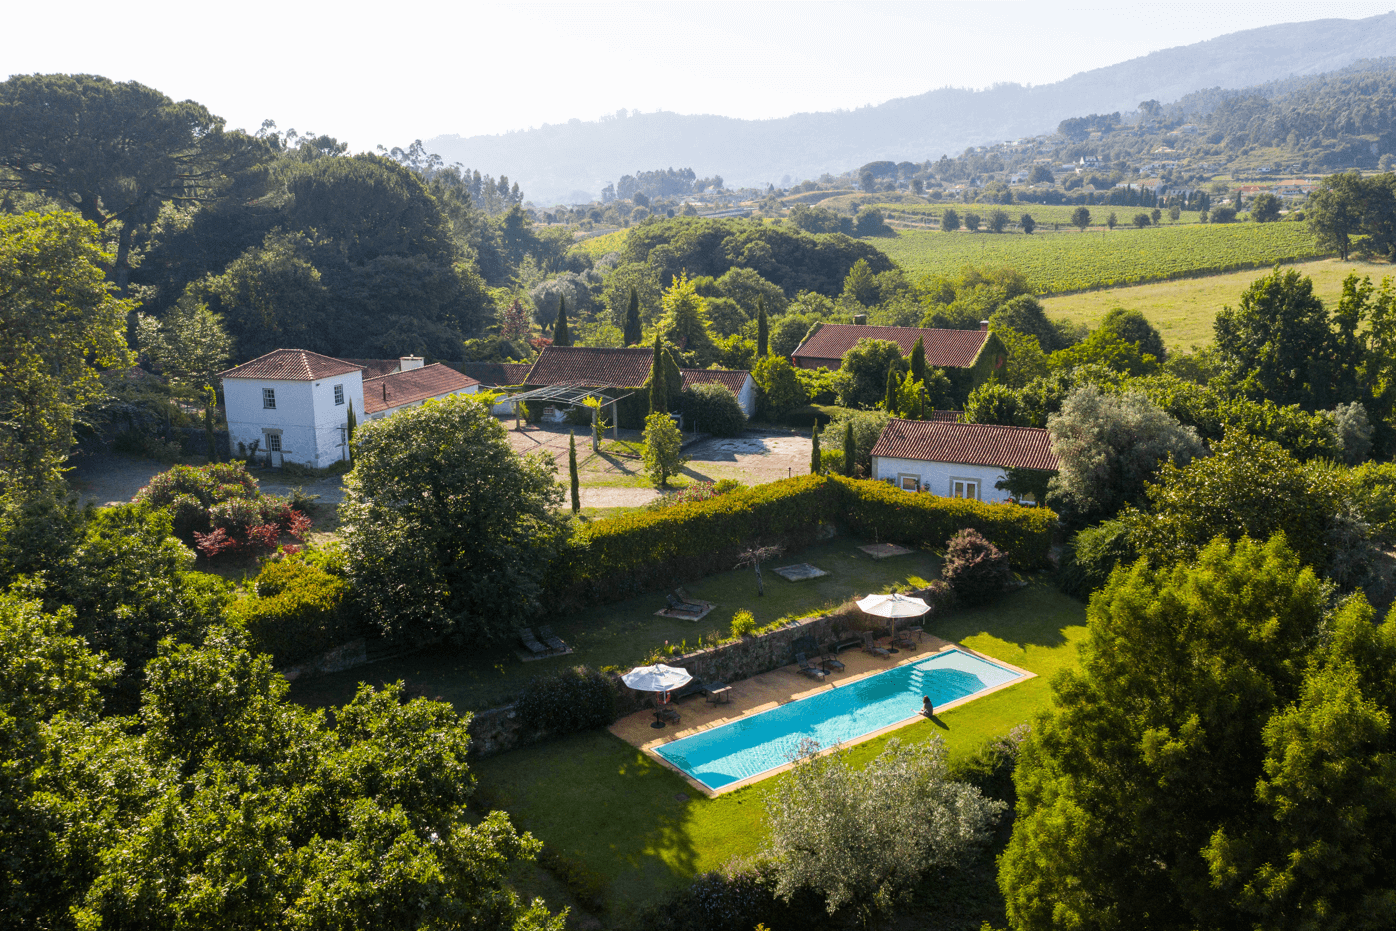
xmin=428 ymin=14 xmax=1396 ymax=204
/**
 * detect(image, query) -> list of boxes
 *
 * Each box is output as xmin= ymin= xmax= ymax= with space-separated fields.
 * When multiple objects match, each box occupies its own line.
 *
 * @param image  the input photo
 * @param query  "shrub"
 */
xmin=906 ymin=579 xmax=957 ymax=618
xmin=682 ymin=383 xmax=747 ymax=437
xmin=226 ymin=554 xmax=354 ymax=665
xmin=781 ymin=404 xmax=839 ymax=429
xmin=942 ymin=528 xmax=1011 ymax=604
xmin=731 ymin=610 xmax=757 ymax=637
xmin=136 ymin=462 xmax=309 ymax=557
xmin=536 ymin=845 xmax=609 ymax=913
xmin=949 ymin=724 xmax=1030 ymax=806
xmin=514 ymin=665 xmax=618 ymax=735
xmin=1057 ymin=519 xmax=1136 ymax=598
xmin=643 ymin=480 xmax=743 ymax=512
xmin=817 ymin=448 xmax=844 ymax=476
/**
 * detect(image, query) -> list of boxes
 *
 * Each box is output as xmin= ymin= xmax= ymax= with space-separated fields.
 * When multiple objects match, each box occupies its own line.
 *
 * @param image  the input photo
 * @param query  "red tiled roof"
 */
xmin=925 ymin=410 xmax=964 ymax=422
xmin=344 ymin=358 xmax=403 ymax=380
xmin=363 ymin=364 xmax=479 ymax=414
xmin=870 ymin=419 xmax=1058 ymax=471
xmin=220 ymin=349 xmax=363 ymax=381
xmin=524 ymin=346 xmax=654 ymax=387
xmin=681 ymin=368 xmax=751 ymax=394
xmin=792 ymin=324 xmax=990 ymax=368
xmin=458 ymin=361 xmax=533 ymax=386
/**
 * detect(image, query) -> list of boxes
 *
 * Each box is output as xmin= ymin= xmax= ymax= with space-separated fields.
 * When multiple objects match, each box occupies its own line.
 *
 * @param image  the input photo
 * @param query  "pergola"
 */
xmin=497 ymin=383 xmax=634 ymax=449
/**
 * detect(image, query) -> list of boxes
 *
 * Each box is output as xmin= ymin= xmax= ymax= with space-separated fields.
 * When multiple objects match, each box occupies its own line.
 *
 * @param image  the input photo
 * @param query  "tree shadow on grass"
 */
xmin=935 ymin=578 xmax=1080 ymax=652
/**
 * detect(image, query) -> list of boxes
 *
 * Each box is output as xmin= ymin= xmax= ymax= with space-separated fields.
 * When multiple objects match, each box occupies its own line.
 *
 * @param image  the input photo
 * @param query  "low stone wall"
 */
xmin=281 ymin=638 xmax=368 ymax=682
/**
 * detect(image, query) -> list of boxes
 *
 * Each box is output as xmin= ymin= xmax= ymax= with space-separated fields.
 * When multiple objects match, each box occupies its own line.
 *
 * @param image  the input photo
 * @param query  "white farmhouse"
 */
xmin=220 ymin=349 xmax=479 ymax=468
xmin=869 ymin=418 xmax=1058 ymax=503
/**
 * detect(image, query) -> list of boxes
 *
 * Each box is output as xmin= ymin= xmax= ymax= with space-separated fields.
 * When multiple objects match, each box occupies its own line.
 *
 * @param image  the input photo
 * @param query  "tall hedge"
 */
xmin=550 ymin=474 xmax=1054 ymax=608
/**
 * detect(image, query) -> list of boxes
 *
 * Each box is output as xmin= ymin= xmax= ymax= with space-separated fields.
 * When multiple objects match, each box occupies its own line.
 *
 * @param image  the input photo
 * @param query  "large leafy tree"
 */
xmin=1307 ymin=170 xmax=1366 ymax=260
xmin=1002 ymin=535 xmax=1396 ymax=930
xmin=1214 ymin=267 xmax=1335 ymax=409
xmin=0 ymin=74 xmax=270 ymax=290
xmin=0 ymin=212 xmax=131 ymax=496
xmin=837 ymin=338 xmax=906 ymax=409
xmin=340 ymin=395 xmax=564 ymax=643
xmin=657 ymin=271 xmax=715 ymax=363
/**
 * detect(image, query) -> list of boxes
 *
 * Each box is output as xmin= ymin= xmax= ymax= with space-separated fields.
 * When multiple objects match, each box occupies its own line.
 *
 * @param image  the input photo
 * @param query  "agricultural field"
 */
xmin=877 ymin=202 xmax=1207 ymax=227
xmin=570 ymin=227 xmax=628 ymax=257
xmin=872 ymin=221 xmax=1327 ymax=293
xmin=1042 ymin=257 xmax=1391 ymax=350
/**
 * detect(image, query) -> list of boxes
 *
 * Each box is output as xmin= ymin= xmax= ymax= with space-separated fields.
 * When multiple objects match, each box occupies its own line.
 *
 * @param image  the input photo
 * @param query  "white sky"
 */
xmin=8 ymin=1 xmax=1394 ymax=151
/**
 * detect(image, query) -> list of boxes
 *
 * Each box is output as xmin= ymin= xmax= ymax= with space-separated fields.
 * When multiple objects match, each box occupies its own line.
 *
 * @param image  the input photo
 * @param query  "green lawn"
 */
xmin=290 ymin=538 xmax=946 ymax=713
xmin=472 ymin=578 xmax=1087 ymax=918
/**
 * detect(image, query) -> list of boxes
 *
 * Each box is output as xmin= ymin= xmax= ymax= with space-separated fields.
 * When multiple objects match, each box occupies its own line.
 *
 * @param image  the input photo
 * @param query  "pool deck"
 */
xmin=609 ymin=634 xmax=1035 ymax=798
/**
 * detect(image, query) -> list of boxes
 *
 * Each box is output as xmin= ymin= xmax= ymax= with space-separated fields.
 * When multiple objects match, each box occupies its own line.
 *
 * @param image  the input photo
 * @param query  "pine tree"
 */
xmin=649 ymin=335 xmax=667 ymax=415
xmin=345 ymin=399 xmax=357 ymax=462
xmin=624 ymin=287 xmax=642 ymax=346
xmin=757 ymin=295 xmax=769 ymax=356
xmin=568 ymin=430 xmax=580 ymax=514
xmin=843 ymin=422 xmax=856 ymax=477
xmin=810 ymin=423 xmax=821 ymax=474
xmin=884 ymin=367 xmax=899 ymax=412
xmin=553 ymin=295 xmax=571 ymax=347
xmin=909 ymin=336 xmax=926 ymax=384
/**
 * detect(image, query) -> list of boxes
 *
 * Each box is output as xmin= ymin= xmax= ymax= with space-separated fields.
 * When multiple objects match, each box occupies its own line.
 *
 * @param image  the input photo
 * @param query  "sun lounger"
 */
xmin=829 ymin=631 xmax=863 ymax=653
xmin=516 ymin=627 xmax=549 ymax=655
xmin=890 ymin=626 xmax=916 ymax=650
xmin=665 ymin=594 xmax=706 ymax=615
xmin=862 ymin=631 xmax=890 ymax=658
xmin=795 ymin=652 xmax=828 ymax=680
xmin=819 ymin=651 xmax=846 ymax=673
xmin=537 ymin=624 xmax=567 ymax=652
xmin=669 ymin=677 xmax=707 ymax=701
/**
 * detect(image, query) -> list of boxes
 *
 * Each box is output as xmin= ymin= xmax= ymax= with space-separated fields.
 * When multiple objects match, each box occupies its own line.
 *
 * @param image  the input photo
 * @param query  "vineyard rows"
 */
xmin=875 ymin=223 xmax=1328 ymax=294
xmin=875 ymin=202 xmax=1208 ymax=227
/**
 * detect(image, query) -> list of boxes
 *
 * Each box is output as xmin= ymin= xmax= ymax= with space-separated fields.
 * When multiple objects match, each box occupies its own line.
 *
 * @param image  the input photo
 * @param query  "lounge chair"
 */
xmin=537 ymin=624 xmax=567 ymax=652
xmin=818 ymin=650 xmax=846 ymax=673
xmin=828 ymin=631 xmax=863 ymax=654
xmin=516 ymin=627 xmax=548 ymax=655
xmin=890 ymin=626 xmax=916 ymax=650
xmin=795 ymin=652 xmax=828 ymax=680
xmin=862 ymin=631 xmax=890 ymax=658
xmin=665 ymin=594 xmax=706 ymax=615
xmin=669 ymin=677 xmax=706 ymax=701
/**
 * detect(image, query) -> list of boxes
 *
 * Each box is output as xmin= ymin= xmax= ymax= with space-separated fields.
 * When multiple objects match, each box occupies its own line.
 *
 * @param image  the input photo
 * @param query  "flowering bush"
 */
xmin=137 ymin=462 xmax=310 ymax=558
xmin=941 ymin=528 xmax=1011 ymax=604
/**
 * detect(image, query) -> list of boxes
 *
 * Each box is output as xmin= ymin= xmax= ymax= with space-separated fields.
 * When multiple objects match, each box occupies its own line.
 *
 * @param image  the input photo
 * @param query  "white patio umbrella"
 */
xmin=856 ymin=592 xmax=930 ymax=619
xmin=621 ymin=663 xmax=693 ymax=694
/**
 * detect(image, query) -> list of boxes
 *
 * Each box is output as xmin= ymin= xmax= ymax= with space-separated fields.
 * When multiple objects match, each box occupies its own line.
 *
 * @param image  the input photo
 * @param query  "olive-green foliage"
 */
xmin=769 ymin=313 xmax=820 ymax=358
xmin=1056 ymin=519 xmax=1136 ymax=598
xmin=752 ymin=355 xmax=808 ymax=418
xmin=227 ymin=553 xmax=354 ymax=665
xmin=989 ymin=295 xmax=1068 ymax=352
xmin=0 ymin=605 xmax=562 ymax=931
xmin=341 ymin=395 xmax=565 ymax=644
xmin=619 ymin=216 xmax=894 ymax=298
xmin=1002 ymin=535 xmax=1394 ymax=931
xmin=681 ymin=383 xmax=747 ymax=437
xmin=819 ymin=409 xmax=891 ymax=476
xmin=642 ymin=411 xmax=688 ymax=487
xmin=1214 ymin=267 xmax=1334 ymax=409
xmin=837 ymin=338 xmax=907 ymax=409
xmin=515 ymin=665 xmax=619 ymax=735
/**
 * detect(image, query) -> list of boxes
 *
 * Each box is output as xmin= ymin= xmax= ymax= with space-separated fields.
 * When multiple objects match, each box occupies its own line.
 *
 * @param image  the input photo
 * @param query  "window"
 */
xmin=951 ymin=479 xmax=979 ymax=500
xmin=262 ymin=387 xmax=276 ymax=410
xmin=334 ymin=384 xmax=344 ymax=405
xmin=898 ymin=474 xmax=919 ymax=492
xmin=266 ymin=432 xmax=282 ymax=452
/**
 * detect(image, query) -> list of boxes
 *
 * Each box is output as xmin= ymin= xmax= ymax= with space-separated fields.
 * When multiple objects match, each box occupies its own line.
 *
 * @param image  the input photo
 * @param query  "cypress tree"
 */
xmin=757 ymin=295 xmax=769 ymax=356
xmin=843 ymin=422 xmax=855 ymax=477
xmin=553 ymin=295 xmax=571 ymax=347
xmin=649 ymin=335 xmax=666 ymax=415
xmin=568 ymin=430 xmax=580 ymax=514
xmin=909 ymin=336 xmax=926 ymax=384
xmin=884 ymin=367 xmax=899 ymax=413
xmin=345 ymin=399 xmax=357 ymax=462
xmin=624 ymin=287 xmax=642 ymax=346
xmin=810 ymin=423 xmax=821 ymax=474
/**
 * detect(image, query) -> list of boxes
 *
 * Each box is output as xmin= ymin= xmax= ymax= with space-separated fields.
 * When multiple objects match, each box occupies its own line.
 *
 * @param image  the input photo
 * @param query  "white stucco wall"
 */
xmin=222 ymin=371 xmax=364 ymax=468
xmin=736 ymin=376 xmax=756 ymax=418
xmin=871 ymin=455 xmax=1012 ymax=504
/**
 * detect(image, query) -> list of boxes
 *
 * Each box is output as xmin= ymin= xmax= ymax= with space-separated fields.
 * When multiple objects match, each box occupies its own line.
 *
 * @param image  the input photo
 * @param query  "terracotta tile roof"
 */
xmin=870 ymin=419 xmax=1058 ymax=471
xmin=343 ymin=358 xmax=403 ymax=380
xmin=681 ymin=369 xmax=751 ymax=393
xmin=792 ymin=324 xmax=990 ymax=368
xmin=458 ymin=361 xmax=533 ymax=386
xmin=925 ymin=410 xmax=964 ymax=422
xmin=362 ymin=364 xmax=479 ymax=414
xmin=524 ymin=346 xmax=654 ymax=387
xmin=220 ymin=349 xmax=363 ymax=381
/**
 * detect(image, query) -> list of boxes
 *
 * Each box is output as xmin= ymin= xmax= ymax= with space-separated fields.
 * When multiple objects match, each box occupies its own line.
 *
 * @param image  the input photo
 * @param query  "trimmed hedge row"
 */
xmin=550 ymin=474 xmax=1054 ymax=608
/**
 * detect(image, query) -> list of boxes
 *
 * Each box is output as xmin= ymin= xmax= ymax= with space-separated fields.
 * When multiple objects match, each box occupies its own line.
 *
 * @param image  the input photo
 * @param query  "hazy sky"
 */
xmin=9 ymin=1 xmax=1394 ymax=150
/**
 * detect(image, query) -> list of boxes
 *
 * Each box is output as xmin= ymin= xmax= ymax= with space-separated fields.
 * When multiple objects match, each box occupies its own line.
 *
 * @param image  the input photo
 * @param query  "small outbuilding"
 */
xmin=869 ymin=418 xmax=1058 ymax=503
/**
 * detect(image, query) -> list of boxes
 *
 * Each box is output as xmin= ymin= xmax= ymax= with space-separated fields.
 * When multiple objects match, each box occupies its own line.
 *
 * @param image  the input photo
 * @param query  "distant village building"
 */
xmin=220 ymin=350 xmax=478 ymax=468
xmin=869 ymin=419 xmax=1058 ymax=503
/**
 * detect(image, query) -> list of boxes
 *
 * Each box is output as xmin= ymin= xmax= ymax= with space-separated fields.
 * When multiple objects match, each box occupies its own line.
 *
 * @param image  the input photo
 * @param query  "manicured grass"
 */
xmin=873 ymin=222 xmax=1326 ymax=293
xmin=290 ymin=537 xmax=945 ymax=713
xmin=1041 ymin=256 xmax=1392 ymax=350
xmin=471 ymin=578 xmax=1087 ymax=916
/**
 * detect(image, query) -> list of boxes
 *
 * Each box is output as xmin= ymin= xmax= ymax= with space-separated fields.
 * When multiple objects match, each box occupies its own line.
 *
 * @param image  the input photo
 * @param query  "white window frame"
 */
xmin=334 ymin=384 xmax=344 ymax=405
xmin=264 ymin=430 xmax=283 ymax=453
xmin=262 ymin=387 xmax=276 ymax=410
xmin=898 ymin=473 xmax=920 ymax=492
xmin=950 ymin=478 xmax=980 ymax=500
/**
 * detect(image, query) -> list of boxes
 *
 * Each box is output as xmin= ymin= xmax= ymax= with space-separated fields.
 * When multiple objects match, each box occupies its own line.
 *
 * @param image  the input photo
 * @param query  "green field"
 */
xmin=570 ymin=228 xmax=628 ymax=257
xmin=474 ymin=577 xmax=1087 ymax=917
xmin=1042 ymin=257 xmax=1393 ymax=350
xmin=877 ymin=202 xmax=1206 ymax=227
xmin=873 ymin=222 xmax=1327 ymax=293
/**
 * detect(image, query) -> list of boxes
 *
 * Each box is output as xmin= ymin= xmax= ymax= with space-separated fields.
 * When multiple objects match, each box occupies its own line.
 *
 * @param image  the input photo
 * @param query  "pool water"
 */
xmin=654 ymin=649 xmax=1024 ymax=791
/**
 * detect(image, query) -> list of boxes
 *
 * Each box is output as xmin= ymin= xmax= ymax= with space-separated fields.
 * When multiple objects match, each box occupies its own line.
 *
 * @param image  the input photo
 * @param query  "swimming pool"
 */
xmin=654 ymin=649 xmax=1025 ymax=791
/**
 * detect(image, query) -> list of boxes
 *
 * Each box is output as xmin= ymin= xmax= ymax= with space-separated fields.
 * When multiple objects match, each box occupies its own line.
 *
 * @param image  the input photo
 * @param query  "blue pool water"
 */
xmin=655 ymin=649 xmax=1023 ymax=790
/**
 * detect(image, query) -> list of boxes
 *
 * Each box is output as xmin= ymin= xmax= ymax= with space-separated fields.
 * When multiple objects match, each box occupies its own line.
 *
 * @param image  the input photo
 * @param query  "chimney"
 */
xmin=399 ymin=355 xmax=424 ymax=372
xmin=979 ymin=320 xmax=989 ymax=331
xmin=853 ymin=313 xmax=867 ymax=326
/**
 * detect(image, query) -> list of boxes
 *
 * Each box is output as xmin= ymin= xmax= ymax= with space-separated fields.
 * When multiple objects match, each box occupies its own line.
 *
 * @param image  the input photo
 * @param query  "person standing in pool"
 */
xmin=921 ymin=695 xmax=934 ymax=717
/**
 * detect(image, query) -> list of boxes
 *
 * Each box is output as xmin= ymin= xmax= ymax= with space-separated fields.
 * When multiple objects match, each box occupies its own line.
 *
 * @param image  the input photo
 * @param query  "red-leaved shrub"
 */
xmin=941 ymin=528 xmax=1011 ymax=604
